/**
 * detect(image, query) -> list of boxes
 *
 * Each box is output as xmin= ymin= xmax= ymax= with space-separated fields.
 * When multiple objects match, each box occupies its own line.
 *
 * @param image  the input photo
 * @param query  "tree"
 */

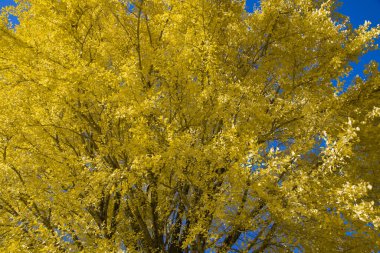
xmin=0 ymin=0 xmax=379 ymax=251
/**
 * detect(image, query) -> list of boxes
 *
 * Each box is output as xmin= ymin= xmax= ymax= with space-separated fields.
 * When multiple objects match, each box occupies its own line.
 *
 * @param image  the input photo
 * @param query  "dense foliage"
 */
xmin=0 ymin=0 xmax=379 ymax=252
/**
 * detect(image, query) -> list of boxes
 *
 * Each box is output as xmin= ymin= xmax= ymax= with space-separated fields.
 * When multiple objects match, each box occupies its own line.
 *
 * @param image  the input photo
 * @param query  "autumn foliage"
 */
xmin=0 ymin=0 xmax=379 ymax=252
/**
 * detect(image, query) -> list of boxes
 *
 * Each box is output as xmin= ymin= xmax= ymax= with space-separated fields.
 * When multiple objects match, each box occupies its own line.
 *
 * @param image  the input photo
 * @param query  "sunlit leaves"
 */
xmin=0 ymin=0 xmax=379 ymax=252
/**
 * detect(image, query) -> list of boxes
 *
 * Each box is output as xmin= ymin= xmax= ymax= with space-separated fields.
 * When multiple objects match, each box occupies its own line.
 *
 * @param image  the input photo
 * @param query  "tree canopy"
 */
xmin=0 ymin=0 xmax=379 ymax=252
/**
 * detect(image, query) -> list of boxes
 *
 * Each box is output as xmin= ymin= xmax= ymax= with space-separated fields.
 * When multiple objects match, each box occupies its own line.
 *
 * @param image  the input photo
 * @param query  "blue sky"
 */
xmin=0 ymin=0 xmax=13 ymax=7
xmin=337 ymin=0 xmax=380 ymax=87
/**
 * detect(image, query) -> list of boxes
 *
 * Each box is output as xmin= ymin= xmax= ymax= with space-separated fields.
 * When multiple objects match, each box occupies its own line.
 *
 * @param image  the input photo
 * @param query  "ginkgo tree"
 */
xmin=0 ymin=0 xmax=379 ymax=252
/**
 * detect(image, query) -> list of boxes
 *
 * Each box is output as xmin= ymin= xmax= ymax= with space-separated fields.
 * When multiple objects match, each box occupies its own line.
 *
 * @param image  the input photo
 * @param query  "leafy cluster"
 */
xmin=0 ymin=0 xmax=379 ymax=252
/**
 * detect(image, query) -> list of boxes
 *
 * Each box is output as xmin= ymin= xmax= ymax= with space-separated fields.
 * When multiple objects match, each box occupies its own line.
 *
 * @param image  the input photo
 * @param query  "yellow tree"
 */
xmin=0 ymin=0 xmax=379 ymax=252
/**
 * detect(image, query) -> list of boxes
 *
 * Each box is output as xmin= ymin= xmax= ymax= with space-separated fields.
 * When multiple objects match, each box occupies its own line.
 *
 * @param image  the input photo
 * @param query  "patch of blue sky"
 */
xmin=245 ymin=0 xmax=261 ymax=13
xmin=0 ymin=0 xmax=18 ymax=27
xmin=231 ymin=229 xmax=260 ymax=251
xmin=120 ymin=241 xmax=127 ymax=252
xmin=266 ymin=139 xmax=287 ymax=152
xmin=309 ymin=135 xmax=327 ymax=155
xmin=0 ymin=0 xmax=15 ymax=8
xmin=337 ymin=0 xmax=380 ymax=90
xmin=62 ymin=232 xmax=75 ymax=244
xmin=127 ymin=2 xmax=135 ymax=12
